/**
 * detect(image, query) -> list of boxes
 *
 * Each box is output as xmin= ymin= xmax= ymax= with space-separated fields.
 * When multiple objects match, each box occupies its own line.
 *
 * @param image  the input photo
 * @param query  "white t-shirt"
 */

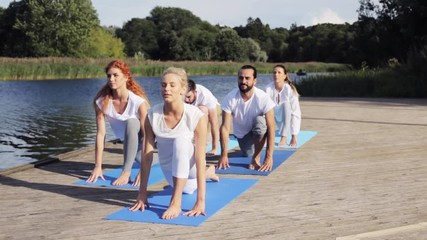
xmin=148 ymin=103 xmax=204 ymax=180
xmin=191 ymin=84 xmax=219 ymax=109
xmin=265 ymin=81 xmax=301 ymax=135
xmin=96 ymin=90 xmax=145 ymax=141
xmin=221 ymin=87 xmax=275 ymax=138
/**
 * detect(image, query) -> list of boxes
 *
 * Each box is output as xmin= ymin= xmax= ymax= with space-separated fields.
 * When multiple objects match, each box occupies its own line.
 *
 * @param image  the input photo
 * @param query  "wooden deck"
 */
xmin=1 ymin=97 xmax=427 ymax=240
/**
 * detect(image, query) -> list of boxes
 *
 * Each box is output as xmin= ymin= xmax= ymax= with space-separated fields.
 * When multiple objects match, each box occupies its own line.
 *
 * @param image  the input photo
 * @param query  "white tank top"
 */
xmin=148 ymin=103 xmax=204 ymax=171
xmin=96 ymin=90 xmax=145 ymax=140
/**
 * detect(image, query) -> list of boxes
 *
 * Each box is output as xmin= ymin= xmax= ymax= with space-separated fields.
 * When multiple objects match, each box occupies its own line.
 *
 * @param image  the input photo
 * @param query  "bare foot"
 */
xmin=289 ymin=136 xmax=298 ymax=146
xmin=206 ymin=148 xmax=217 ymax=156
xmin=112 ymin=171 xmax=131 ymax=186
xmin=248 ymin=159 xmax=261 ymax=170
xmin=132 ymin=172 xmax=141 ymax=186
xmin=278 ymin=137 xmax=287 ymax=146
xmin=206 ymin=165 xmax=219 ymax=182
xmin=162 ymin=205 xmax=182 ymax=219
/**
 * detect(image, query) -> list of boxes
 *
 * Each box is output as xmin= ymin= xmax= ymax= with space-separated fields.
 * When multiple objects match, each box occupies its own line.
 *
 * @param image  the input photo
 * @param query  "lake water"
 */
xmin=0 ymin=73 xmax=305 ymax=170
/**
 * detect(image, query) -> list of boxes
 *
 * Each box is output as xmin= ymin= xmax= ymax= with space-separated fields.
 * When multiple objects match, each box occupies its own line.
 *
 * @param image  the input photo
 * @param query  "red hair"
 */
xmin=93 ymin=59 xmax=150 ymax=112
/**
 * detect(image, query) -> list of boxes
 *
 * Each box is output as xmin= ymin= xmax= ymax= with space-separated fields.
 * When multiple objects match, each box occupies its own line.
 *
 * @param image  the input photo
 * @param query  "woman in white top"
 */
xmin=130 ymin=67 xmax=219 ymax=220
xmin=265 ymin=64 xmax=301 ymax=146
xmin=185 ymin=79 xmax=220 ymax=155
xmin=87 ymin=60 xmax=150 ymax=186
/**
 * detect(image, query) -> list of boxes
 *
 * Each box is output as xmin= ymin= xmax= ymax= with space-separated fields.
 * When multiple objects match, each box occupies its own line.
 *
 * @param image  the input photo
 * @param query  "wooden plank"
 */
xmin=1 ymin=98 xmax=427 ymax=239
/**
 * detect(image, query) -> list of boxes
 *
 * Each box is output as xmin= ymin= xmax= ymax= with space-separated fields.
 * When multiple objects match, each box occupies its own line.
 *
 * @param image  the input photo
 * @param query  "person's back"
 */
xmin=193 ymin=84 xmax=219 ymax=108
xmin=185 ymin=80 xmax=220 ymax=155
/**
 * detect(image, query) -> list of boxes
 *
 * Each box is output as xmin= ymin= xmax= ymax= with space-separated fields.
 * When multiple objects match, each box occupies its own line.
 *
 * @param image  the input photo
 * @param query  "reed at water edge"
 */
xmin=0 ymin=57 xmax=348 ymax=81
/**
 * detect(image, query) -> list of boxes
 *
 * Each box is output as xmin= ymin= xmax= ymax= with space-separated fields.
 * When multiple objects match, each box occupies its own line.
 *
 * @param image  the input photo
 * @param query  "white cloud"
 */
xmin=310 ymin=8 xmax=349 ymax=25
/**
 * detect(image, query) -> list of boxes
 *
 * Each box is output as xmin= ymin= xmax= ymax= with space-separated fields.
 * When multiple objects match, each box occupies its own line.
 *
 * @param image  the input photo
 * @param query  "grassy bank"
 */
xmin=297 ymin=68 xmax=427 ymax=98
xmin=0 ymin=57 xmax=349 ymax=80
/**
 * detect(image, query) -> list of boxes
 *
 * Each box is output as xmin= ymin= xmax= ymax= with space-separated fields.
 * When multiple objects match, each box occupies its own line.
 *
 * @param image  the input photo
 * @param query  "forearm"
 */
xmin=94 ymin=134 xmax=105 ymax=167
xmin=138 ymin=151 xmax=153 ymax=192
xmin=265 ymin=129 xmax=275 ymax=158
xmin=208 ymin=109 xmax=220 ymax=148
xmin=219 ymin=126 xmax=229 ymax=156
xmin=265 ymin=110 xmax=276 ymax=158
xmin=196 ymin=157 xmax=206 ymax=203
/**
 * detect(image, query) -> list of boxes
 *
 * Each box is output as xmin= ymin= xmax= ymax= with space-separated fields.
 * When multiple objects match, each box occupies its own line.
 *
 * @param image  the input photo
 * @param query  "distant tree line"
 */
xmin=0 ymin=0 xmax=426 ymax=70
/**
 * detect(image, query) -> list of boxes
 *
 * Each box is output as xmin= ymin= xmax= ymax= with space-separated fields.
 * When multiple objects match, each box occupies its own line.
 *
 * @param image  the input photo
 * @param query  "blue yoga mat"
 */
xmin=105 ymin=178 xmax=258 ymax=226
xmin=74 ymin=163 xmax=164 ymax=189
xmin=273 ymin=130 xmax=317 ymax=149
xmin=206 ymin=138 xmax=239 ymax=155
xmin=215 ymin=150 xmax=295 ymax=176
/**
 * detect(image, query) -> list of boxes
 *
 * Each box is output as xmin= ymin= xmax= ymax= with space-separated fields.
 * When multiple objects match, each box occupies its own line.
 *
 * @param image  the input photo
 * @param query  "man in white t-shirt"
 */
xmin=185 ymin=79 xmax=220 ymax=155
xmin=218 ymin=65 xmax=276 ymax=172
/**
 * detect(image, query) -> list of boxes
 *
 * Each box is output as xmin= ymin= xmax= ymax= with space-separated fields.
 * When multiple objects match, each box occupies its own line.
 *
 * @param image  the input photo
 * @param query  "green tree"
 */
xmin=242 ymin=38 xmax=268 ymax=62
xmin=170 ymin=27 xmax=217 ymax=61
xmin=118 ymin=18 xmax=159 ymax=59
xmin=0 ymin=1 xmax=32 ymax=56
xmin=148 ymin=7 xmax=205 ymax=60
xmin=357 ymin=0 xmax=427 ymax=66
xmin=234 ymin=17 xmax=287 ymax=62
xmin=213 ymin=28 xmax=246 ymax=61
xmin=268 ymin=27 xmax=289 ymax=62
xmin=81 ymin=27 xmax=125 ymax=58
xmin=0 ymin=0 xmax=99 ymax=57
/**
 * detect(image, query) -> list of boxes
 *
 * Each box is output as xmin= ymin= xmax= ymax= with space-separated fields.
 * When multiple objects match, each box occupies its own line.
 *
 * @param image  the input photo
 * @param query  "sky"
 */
xmin=0 ymin=0 xmax=366 ymax=29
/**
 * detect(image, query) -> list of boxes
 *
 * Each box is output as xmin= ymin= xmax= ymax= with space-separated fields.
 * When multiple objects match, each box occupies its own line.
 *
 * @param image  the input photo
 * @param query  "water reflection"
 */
xmin=0 ymin=79 xmax=101 ymax=169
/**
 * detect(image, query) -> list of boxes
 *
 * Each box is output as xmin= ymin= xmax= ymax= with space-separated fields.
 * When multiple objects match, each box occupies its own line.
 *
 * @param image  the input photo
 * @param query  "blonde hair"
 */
xmin=161 ymin=67 xmax=188 ymax=90
xmin=274 ymin=64 xmax=299 ymax=96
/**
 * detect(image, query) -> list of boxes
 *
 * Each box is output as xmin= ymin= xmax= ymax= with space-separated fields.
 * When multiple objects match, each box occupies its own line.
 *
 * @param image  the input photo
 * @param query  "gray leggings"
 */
xmin=123 ymin=118 xmax=142 ymax=171
xmin=237 ymin=115 xmax=267 ymax=157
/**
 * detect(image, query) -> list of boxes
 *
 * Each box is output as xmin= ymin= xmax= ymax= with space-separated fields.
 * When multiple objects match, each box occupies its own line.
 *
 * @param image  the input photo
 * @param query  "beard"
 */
xmin=239 ymin=83 xmax=253 ymax=93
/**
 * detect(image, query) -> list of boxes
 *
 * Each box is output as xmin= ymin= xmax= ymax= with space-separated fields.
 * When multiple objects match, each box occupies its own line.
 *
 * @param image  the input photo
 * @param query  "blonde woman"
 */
xmin=265 ymin=64 xmax=301 ymax=146
xmin=130 ymin=67 xmax=218 ymax=219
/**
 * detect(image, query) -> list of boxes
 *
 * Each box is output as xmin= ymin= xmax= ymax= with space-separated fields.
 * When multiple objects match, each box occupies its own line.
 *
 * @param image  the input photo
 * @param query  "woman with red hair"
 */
xmin=87 ymin=60 xmax=150 ymax=186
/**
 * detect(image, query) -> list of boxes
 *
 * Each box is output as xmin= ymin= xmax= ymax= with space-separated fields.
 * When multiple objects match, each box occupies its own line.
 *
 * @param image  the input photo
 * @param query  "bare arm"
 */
xmin=138 ymin=102 xmax=149 ymax=140
xmin=131 ymin=101 xmax=149 ymax=185
xmin=259 ymin=109 xmax=276 ymax=172
xmin=184 ymin=114 xmax=208 ymax=216
xmin=207 ymin=107 xmax=220 ymax=152
xmin=217 ymin=110 xmax=232 ymax=169
xmin=130 ymin=117 xmax=155 ymax=212
xmin=87 ymin=106 xmax=106 ymax=182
